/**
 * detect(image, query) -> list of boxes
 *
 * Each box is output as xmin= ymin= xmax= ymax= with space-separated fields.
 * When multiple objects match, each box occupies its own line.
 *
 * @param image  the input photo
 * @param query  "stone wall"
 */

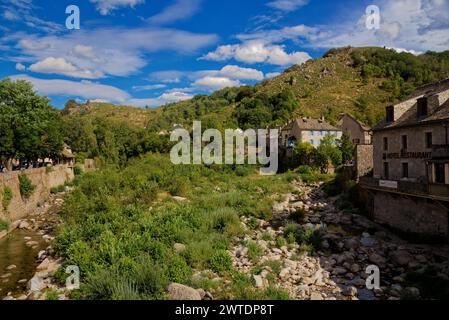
xmin=355 ymin=144 xmax=373 ymax=179
xmin=0 ymin=165 xmax=74 ymax=222
xmin=372 ymin=191 xmax=449 ymax=238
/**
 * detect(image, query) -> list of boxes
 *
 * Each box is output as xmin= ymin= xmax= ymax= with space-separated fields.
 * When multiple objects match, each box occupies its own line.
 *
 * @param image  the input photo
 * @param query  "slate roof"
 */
xmin=374 ymin=79 xmax=449 ymax=131
xmin=283 ymin=118 xmax=340 ymax=131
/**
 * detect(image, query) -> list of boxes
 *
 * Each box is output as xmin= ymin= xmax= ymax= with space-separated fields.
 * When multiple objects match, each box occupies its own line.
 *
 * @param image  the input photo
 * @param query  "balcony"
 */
xmin=360 ymin=176 xmax=449 ymax=201
xmin=432 ymin=145 xmax=449 ymax=159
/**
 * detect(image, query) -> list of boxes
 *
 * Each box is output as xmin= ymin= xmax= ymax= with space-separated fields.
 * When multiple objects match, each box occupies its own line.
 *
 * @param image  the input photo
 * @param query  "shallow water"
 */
xmin=0 ymin=229 xmax=47 ymax=299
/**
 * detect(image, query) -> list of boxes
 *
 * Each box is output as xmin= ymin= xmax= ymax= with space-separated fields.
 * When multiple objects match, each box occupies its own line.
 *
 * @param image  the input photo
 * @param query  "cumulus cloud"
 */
xmin=200 ymin=41 xmax=311 ymax=66
xmin=195 ymin=65 xmax=264 ymax=81
xmin=148 ymin=0 xmax=202 ymax=25
xmin=29 ymin=57 xmax=104 ymax=79
xmin=10 ymin=74 xmax=131 ymax=102
xmin=126 ymin=91 xmax=193 ymax=107
xmin=305 ymin=0 xmax=449 ymax=53
xmin=15 ymin=62 xmax=26 ymax=71
xmin=266 ymin=0 xmax=309 ymax=12
xmin=193 ymin=76 xmax=241 ymax=90
xmin=89 ymin=0 xmax=145 ymax=15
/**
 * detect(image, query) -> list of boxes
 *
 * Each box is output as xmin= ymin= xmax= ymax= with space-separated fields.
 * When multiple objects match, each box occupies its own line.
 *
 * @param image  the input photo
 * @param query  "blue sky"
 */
xmin=1 ymin=0 xmax=448 ymax=108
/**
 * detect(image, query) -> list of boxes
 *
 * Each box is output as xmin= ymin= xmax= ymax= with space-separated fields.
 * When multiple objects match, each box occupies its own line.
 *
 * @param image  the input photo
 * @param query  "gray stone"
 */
xmin=19 ymin=220 xmax=30 ymax=230
xmin=344 ymin=238 xmax=359 ymax=250
xmin=390 ymin=250 xmax=412 ymax=266
xmin=253 ymin=275 xmax=264 ymax=288
xmin=369 ymin=253 xmax=386 ymax=265
xmin=6 ymin=265 xmax=17 ymax=271
xmin=167 ymin=283 xmax=201 ymax=300
xmin=173 ymin=243 xmax=186 ymax=253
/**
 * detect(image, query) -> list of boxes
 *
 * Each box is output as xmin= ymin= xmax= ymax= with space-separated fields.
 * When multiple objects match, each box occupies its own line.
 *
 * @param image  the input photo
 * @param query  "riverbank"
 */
xmin=0 ymin=191 xmax=68 ymax=300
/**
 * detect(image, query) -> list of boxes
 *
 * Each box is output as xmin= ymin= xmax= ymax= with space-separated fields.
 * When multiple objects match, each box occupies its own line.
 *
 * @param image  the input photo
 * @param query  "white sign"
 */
xmin=379 ymin=180 xmax=398 ymax=189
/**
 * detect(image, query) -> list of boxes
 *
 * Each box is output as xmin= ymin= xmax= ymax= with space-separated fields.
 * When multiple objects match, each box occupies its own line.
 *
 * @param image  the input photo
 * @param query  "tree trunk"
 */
xmin=5 ymin=158 xmax=13 ymax=171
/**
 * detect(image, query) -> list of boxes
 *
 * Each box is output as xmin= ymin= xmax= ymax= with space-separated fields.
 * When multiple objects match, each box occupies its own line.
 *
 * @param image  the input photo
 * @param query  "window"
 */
xmin=384 ymin=162 xmax=389 ymax=179
xmin=402 ymin=163 xmax=409 ymax=178
xmin=383 ymin=137 xmax=388 ymax=151
xmin=310 ymin=139 xmax=314 ymax=145
xmin=401 ymin=135 xmax=408 ymax=151
xmin=417 ymin=97 xmax=428 ymax=117
xmin=309 ymin=130 xmax=314 ymax=136
xmin=425 ymin=132 xmax=433 ymax=149
xmin=386 ymin=106 xmax=394 ymax=122
xmin=434 ymin=163 xmax=446 ymax=184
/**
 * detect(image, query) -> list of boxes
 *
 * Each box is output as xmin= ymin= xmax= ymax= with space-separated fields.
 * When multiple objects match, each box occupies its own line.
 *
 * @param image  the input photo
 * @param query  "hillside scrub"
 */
xmin=54 ymin=154 xmax=297 ymax=300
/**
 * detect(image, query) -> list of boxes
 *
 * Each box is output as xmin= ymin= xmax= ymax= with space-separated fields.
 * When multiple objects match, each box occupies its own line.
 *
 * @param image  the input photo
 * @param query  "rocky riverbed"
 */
xmin=228 ymin=181 xmax=449 ymax=300
xmin=0 ymin=191 xmax=69 ymax=300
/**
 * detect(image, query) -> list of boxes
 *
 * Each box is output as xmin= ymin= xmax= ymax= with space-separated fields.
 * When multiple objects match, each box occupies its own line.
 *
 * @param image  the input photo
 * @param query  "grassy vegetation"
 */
xmin=0 ymin=218 xmax=9 ymax=231
xmin=54 ymin=153 xmax=297 ymax=300
xmin=2 ymin=187 xmax=13 ymax=211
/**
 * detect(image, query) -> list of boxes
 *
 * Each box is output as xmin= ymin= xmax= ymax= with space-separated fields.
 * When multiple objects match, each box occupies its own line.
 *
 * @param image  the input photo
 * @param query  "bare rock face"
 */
xmin=167 ymin=283 xmax=202 ymax=300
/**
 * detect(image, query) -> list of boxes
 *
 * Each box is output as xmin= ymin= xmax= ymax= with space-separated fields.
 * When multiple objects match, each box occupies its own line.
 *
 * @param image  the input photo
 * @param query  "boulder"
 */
xmin=389 ymin=250 xmax=412 ymax=266
xmin=173 ymin=243 xmax=186 ymax=253
xmin=369 ymin=254 xmax=386 ymax=266
xmin=19 ymin=221 xmax=30 ymax=230
xmin=344 ymin=238 xmax=359 ymax=250
xmin=167 ymin=283 xmax=202 ymax=300
xmin=253 ymin=275 xmax=264 ymax=288
xmin=172 ymin=196 xmax=188 ymax=203
xmin=272 ymin=202 xmax=287 ymax=214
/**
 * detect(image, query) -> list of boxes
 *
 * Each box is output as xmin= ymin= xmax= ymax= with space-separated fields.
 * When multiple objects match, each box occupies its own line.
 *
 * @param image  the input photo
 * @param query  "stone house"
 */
xmin=280 ymin=117 xmax=343 ymax=148
xmin=337 ymin=113 xmax=372 ymax=145
xmin=360 ymin=78 xmax=449 ymax=239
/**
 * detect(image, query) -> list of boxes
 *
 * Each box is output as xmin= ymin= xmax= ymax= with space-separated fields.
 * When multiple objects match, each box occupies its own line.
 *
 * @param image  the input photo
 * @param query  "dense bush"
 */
xmin=2 ymin=187 xmax=13 ymax=211
xmin=19 ymin=174 xmax=35 ymax=199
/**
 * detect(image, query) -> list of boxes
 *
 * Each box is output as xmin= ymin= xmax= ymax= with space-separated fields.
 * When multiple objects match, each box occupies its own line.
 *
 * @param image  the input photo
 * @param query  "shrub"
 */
xmin=296 ymin=227 xmax=323 ymax=251
xmin=297 ymin=165 xmax=312 ymax=175
xmin=289 ymin=208 xmax=306 ymax=223
xmin=19 ymin=174 xmax=36 ymax=199
xmin=2 ymin=187 xmax=13 ymax=211
xmin=243 ymin=240 xmax=263 ymax=262
xmin=45 ymin=166 xmax=54 ymax=174
xmin=209 ymin=250 xmax=233 ymax=273
xmin=276 ymin=236 xmax=287 ymax=248
xmin=0 ymin=218 xmax=9 ymax=231
xmin=74 ymin=166 xmax=83 ymax=176
xmin=50 ymin=185 xmax=66 ymax=194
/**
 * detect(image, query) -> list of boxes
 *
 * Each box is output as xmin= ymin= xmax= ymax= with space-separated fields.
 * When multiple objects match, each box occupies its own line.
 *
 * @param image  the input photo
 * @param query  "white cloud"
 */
xmin=193 ymin=76 xmax=241 ymax=90
xmin=10 ymin=74 xmax=131 ymax=102
xmin=387 ymin=47 xmax=423 ymax=55
xmin=304 ymin=0 xmax=449 ymax=53
xmin=89 ymin=0 xmax=145 ymax=15
xmin=195 ymin=65 xmax=264 ymax=81
xmin=15 ymin=62 xmax=26 ymax=71
xmin=148 ymin=70 xmax=186 ymax=83
xmin=266 ymin=0 xmax=309 ymax=12
xmin=3 ymin=27 xmax=218 ymax=78
xmin=148 ymin=0 xmax=201 ymax=25
xmin=201 ymin=41 xmax=311 ymax=66
xmin=132 ymin=84 xmax=167 ymax=91
xmin=126 ymin=91 xmax=193 ymax=107
xmin=266 ymin=72 xmax=281 ymax=78
xmin=29 ymin=57 xmax=104 ymax=79
xmin=72 ymin=45 xmax=97 ymax=61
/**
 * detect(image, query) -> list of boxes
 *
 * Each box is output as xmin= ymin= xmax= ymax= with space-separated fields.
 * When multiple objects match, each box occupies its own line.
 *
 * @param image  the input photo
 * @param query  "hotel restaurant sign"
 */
xmin=383 ymin=151 xmax=432 ymax=160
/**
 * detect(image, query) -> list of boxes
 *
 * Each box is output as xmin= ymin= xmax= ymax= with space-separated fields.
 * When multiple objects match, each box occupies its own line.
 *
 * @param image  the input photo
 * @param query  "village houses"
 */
xmin=360 ymin=78 xmax=449 ymax=239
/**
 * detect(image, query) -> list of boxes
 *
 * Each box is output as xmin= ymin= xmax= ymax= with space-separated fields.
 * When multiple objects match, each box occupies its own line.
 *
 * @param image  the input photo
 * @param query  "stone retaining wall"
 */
xmin=0 ymin=165 xmax=74 ymax=222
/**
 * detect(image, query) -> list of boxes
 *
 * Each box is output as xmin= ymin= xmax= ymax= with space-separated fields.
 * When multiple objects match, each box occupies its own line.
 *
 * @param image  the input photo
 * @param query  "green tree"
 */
xmin=316 ymin=135 xmax=342 ymax=172
xmin=339 ymin=132 xmax=355 ymax=163
xmin=0 ymin=78 xmax=64 ymax=169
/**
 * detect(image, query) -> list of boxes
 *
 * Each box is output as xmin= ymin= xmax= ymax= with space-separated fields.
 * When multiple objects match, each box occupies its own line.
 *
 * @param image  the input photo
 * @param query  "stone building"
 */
xmin=360 ymin=78 xmax=449 ymax=239
xmin=280 ymin=117 xmax=342 ymax=148
xmin=337 ymin=113 xmax=372 ymax=145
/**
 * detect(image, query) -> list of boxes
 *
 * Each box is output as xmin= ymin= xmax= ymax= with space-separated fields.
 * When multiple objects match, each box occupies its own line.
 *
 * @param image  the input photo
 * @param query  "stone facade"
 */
xmin=0 ymin=165 xmax=74 ymax=222
xmin=355 ymin=144 xmax=374 ymax=179
xmin=280 ymin=118 xmax=342 ymax=148
xmin=361 ymin=78 xmax=449 ymax=240
xmin=338 ymin=114 xmax=372 ymax=145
